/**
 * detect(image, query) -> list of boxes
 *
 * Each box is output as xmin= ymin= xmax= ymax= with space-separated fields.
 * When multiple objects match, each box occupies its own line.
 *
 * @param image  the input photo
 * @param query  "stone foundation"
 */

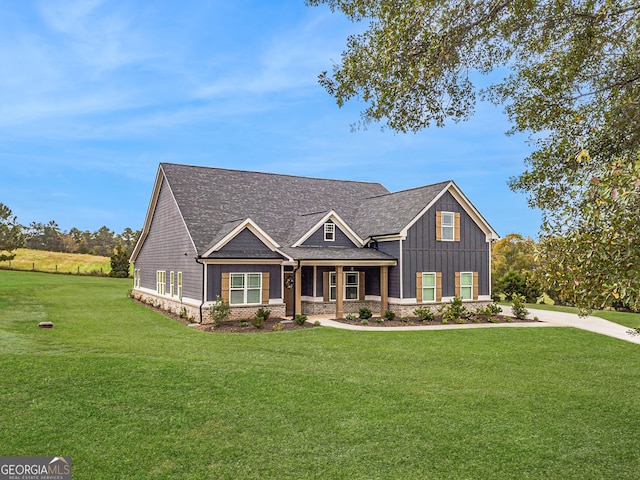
xmin=132 ymin=290 xmax=201 ymax=323
xmin=301 ymin=300 xmax=381 ymax=317
xmin=388 ymin=300 xmax=492 ymax=318
xmin=132 ymin=289 xmax=286 ymax=324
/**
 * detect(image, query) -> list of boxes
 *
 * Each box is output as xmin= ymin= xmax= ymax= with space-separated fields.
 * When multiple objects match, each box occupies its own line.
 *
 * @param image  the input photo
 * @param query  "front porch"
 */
xmin=285 ymin=261 xmax=395 ymax=319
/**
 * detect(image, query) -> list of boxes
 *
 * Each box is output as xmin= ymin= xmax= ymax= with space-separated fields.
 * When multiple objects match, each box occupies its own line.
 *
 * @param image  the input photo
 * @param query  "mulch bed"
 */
xmin=335 ymin=314 xmax=537 ymax=327
xmin=133 ymin=298 xmax=537 ymax=333
xmin=132 ymin=298 xmax=315 ymax=333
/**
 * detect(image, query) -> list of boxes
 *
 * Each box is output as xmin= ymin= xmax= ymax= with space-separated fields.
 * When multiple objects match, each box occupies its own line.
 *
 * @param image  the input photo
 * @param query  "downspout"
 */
xmin=292 ymin=260 xmax=301 ymax=320
xmin=194 ymin=256 xmax=205 ymax=324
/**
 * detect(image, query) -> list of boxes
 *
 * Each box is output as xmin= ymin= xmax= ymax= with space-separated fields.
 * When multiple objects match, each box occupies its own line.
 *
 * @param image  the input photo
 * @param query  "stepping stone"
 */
xmin=38 ymin=322 xmax=53 ymax=328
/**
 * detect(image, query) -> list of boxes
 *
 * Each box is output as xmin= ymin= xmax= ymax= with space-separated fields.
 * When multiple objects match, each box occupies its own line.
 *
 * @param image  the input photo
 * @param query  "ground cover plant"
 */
xmin=0 ymin=248 xmax=110 ymax=275
xmin=1 ymin=270 xmax=639 ymax=479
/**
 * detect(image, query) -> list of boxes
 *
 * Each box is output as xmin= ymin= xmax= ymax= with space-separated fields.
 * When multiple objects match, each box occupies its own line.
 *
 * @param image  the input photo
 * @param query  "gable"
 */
xmin=211 ymin=228 xmax=283 ymax=259
xmin=301 ymin=220 xmax=358 ymax=248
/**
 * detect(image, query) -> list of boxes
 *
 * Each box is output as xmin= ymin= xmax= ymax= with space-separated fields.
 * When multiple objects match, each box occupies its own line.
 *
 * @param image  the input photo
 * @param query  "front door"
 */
xmin=284 ymin=272 xmax=294 ymax=316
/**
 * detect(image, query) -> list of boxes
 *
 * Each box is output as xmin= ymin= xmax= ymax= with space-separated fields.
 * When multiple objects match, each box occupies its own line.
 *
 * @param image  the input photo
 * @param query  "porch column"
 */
xmin=380 ymin=265 xmax=389 ymax=317
xmin=335 ymin=265 xmax=344 ymax=319
xmin=295 ymin=266 xmax=302 ymax=317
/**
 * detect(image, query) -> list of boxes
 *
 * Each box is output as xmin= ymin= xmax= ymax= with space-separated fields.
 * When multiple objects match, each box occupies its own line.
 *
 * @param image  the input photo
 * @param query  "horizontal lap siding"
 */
xmin=207 ymin=264 xmax=281 ymax=302
xmin=403 ymin=191 xmax=490 ymax=298
xmin=135 ymin=178 xmax=201 ymax=299
xmin=217 ymin=228 xmax=283 ymax=258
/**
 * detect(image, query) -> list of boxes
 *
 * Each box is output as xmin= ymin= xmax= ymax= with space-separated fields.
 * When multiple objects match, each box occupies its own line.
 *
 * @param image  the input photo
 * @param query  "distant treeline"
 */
xmin=23 ymin=221 xmax=141 ymax=257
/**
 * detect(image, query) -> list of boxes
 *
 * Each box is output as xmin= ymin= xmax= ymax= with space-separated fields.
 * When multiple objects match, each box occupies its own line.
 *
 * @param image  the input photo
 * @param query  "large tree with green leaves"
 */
xmin=0 ymin=203 xmax=24 ymax=262
xmin=308 ymin=0 xmax=639 ymax=311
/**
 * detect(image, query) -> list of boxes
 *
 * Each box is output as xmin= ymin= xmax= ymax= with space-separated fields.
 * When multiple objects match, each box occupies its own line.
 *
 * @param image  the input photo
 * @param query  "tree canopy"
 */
xmin=0 ymin=203 xmax=24 ymax=262
xmin=308 ymin=0 xmax=640 ymax=311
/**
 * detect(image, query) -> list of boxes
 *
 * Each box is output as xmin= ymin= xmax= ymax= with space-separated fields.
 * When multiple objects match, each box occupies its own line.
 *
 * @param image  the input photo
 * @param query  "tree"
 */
xmin=536 ymin=156 xmax=640 ymax=312
xmin=308 ymin=0 xmax=640 ymax=310
xmin=491 ymin=233 xmax=536 ymax=283
xmin=109 ymin=245 xmax=130 ymax=278
xmin=0 ymin=203 xmax=24 ymax=262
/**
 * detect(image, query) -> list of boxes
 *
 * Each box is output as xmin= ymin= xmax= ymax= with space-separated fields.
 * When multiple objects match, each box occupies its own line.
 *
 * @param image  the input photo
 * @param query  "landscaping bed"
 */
xmin=333 ymin=313 xmax=537 ymax=327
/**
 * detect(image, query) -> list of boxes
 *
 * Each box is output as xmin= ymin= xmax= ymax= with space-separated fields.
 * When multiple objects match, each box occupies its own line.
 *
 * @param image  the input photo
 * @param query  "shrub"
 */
xmin=358 ymin=307 xmax=373 ymax=320
xmin=401 ymin=317 xmax=409 ymax=323
xmin=294 ymin=314 xmax=307 ymax=326
xmin=240 ymin=320 xmax=249 ymax=328
xmin=313 ymin=320 xmax=321 ymax=327
xmin=179 ymin=307 xmax=188 ymax=319
xmin=511 ymin=293 xmax=529 ymax=320
xmin=414 ymin=306 xmax=435 ymax=322
xmin=383 ymin=309 xmax=396 ymax=321
xmin=376 ymin=317 xmax=384 ymax=323
xmin=251 ymin=315 xmax=265 ymax=329
xmin=210 ymin=296 xmax=231 ymax=327
xmin=440 ymin=297 xmax=468 ymax=324
xmin=256 ymin=307 xmax=271 ymax=321
xmin=361 ymin=319 xmax=369 ymax=325
xmin=345 ymin=313 xmax=357 ymax=321
xmin=272 ymin=322 xmax=283 ymax=331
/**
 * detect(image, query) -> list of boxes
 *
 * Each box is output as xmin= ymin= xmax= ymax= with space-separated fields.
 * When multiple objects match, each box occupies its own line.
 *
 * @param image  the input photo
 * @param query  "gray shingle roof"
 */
xmin=355 ymin=182 xmax=451 ymax=238
xmin=160 ymin=163 xmax=390 ymax=254
xmin=159 ymin=163 xmax=461 ymax=261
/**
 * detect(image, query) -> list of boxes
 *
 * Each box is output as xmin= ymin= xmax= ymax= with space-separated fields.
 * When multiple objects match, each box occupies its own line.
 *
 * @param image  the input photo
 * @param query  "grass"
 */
xmin=0 ymin=248 xmax=112 ymax=275
xmin=1 ymin=270 xmax=639 ymax=479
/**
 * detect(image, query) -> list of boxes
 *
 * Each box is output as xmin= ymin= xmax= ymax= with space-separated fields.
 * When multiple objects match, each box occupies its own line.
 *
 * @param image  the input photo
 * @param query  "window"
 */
xmin=177 ymin=272 xmax=183 ymax=300
xmin=422 ymin=273 xmax=436 ymax=302
xmin=460 ymin=272 xmax=473 ymax=300
xmin=441 ymin=212 xmax=455 ymax=241
xmin=229 ymin=273 xmax=262 ymax=305
xmin=345 ymin=272 xmax=359 ymax=300
xmin=170 ymin=271 xmax=175 ymax=297
xmin=134 ymin=269 xmax=141 ymax=288
xmin=329 ymin=272 xmax=337 ymax=301
xmin=329 ymin=271 xmax=359 ymax=301
xmin=324 ymin=222 xmax=335 ymax=241
xmin=156 ymin=271 xmax=166 ymax=295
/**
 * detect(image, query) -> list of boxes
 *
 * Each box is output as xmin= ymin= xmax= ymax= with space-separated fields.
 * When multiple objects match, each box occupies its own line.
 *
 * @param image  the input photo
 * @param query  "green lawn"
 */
xmin=1 ymin=270 xmax=639 ymax=479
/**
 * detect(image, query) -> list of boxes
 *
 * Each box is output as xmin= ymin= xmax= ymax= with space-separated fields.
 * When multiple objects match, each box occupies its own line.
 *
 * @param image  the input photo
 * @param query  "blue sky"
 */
xmin=0 ymin=0 xmax=541 ymax=238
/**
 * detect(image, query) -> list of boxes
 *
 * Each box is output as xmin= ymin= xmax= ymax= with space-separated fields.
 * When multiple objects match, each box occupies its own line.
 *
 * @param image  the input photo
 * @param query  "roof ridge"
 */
xmin=160 ymin=162 xmax=388 ymax=188
xmin=364 ymin=180 xmax=452 ymax=200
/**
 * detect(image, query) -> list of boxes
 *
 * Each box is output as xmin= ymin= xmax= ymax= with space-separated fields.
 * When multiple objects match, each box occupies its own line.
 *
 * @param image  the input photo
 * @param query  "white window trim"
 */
xmin=422 ymin=272 xmax=437 ymax=303
xmin=177 ymin=272 xmax=183 ymax=300
xmin=441 ymin=211 xmax=455 ymax=242
xmin=324 ymin=222 xmax=335 ymax=242
xmin=229 ymin=272 xmax=262 ymax=305
xmin=329 ymin=271 xmax=359 ymax=301
xmin=170 ymin=271 xmax=175 ymax=297
xmin=460 ymin=271 xmax=473 ymax=301
xmin=156 ymin=270 xmax=166 ymax=295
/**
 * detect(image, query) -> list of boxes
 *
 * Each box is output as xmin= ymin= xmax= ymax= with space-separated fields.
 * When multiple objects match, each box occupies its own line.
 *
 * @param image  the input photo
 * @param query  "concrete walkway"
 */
xmin=307 ymin=308 xmax=640 ymax=345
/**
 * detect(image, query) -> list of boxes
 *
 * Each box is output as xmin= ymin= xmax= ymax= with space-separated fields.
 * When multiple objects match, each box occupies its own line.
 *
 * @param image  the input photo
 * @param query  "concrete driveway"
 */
xmin=308 ymin=308 xmax=640 ymax=345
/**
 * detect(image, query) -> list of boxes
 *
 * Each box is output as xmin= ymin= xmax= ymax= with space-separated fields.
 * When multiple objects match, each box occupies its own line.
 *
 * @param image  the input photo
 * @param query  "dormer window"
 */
xmin=324 ymin=222 xmax=335 ymax=242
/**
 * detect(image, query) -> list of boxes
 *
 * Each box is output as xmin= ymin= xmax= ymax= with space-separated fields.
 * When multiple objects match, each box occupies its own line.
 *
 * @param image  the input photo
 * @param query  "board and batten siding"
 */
xmin=135 ymin=177 xmax=201 ymax=300
xmin=301 ymin=220 xmax=358 ymax=247
xmin=402 ymin=191 xmax=491 ymax=299
xmin=375 ymin=240 xmax=401 ymax=298
xmin=215 ymin=228 xmax=283 ymax=258
xmin=206 ymin=264 xmax=282 ymax=302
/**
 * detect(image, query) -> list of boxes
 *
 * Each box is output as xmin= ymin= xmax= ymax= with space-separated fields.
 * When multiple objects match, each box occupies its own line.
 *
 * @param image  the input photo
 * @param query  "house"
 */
xmin=130 ymin=163 xmax=499 ymax=323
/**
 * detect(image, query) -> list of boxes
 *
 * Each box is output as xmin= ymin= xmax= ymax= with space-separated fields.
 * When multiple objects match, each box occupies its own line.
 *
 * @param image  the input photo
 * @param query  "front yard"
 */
xmin=1 ymin=270 xmax=639 ymax=479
